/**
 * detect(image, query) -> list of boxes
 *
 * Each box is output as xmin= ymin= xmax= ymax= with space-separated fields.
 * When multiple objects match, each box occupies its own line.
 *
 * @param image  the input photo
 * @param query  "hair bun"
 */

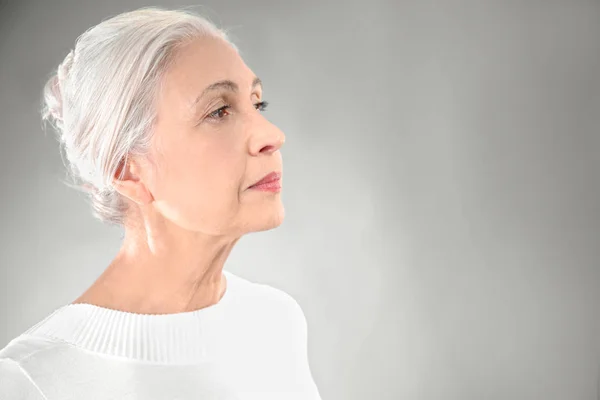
xmin=42 ymin=49 xmax=75 ymax=130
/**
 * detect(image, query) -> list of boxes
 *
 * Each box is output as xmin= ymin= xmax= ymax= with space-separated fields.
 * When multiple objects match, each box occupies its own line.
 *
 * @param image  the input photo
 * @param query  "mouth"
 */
xmin=248 ymin=171 xmax=281 ymax=189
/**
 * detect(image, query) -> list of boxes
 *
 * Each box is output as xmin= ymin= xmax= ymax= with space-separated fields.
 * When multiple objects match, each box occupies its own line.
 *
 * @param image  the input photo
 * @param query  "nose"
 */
xmin=248 ymin=116 xmax=285 ymax=156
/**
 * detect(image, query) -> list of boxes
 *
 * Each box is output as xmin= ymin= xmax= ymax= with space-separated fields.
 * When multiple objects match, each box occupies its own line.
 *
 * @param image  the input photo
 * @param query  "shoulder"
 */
xmin=226 ymin=270 xmax=305 ymax=313
xmin=0 ymin=334 xmax=64 ymax=362
xmin=226 ymin=270 xmax=308 ymax=332
xmin=0 ymin=335 xmax=63 ymax=400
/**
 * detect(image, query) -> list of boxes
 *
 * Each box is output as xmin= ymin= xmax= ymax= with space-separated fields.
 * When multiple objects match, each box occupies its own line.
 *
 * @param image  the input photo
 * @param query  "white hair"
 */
xmin=41 ymin=6 xmax=239 ymax=226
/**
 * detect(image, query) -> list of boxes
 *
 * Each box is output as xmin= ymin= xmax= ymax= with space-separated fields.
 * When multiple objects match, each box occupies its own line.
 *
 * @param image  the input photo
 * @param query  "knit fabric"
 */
xmin=0 ymin=270 xmax=322 ymax=399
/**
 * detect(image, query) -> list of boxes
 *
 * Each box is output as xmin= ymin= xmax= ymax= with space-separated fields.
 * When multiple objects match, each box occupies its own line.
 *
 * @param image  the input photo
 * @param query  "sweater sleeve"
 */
xmin=0 ymin=358 xmax=47 ymax=400
xmin=299 ymin=309 xmax=323 ymax=400
xmin=286 ymin=295 xmax=323 ymax=400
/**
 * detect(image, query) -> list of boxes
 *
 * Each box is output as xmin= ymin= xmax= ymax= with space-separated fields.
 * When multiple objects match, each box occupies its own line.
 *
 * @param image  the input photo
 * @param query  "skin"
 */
xmin=72 ymin=36 xmax=286 ymax=314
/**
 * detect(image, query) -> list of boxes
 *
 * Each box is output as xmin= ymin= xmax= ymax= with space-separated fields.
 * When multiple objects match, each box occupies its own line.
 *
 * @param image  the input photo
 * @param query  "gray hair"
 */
xmin=41 ymin=6 xmax=239 ymax=226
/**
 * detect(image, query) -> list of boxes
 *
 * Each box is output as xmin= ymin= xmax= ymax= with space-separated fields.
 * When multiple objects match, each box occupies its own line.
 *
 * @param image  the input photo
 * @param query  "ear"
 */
xmin=112 ymin=155 xmax=155 ymax=205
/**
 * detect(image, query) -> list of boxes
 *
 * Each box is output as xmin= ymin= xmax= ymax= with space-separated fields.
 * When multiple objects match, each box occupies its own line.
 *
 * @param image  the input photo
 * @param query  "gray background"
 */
xmin=1 ymin=1 xmax=599 ymax=399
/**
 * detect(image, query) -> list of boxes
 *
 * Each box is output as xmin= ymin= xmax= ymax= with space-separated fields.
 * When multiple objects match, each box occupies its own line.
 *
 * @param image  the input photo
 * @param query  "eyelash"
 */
xmin=207 ymin=101 xmax=269 ymax=121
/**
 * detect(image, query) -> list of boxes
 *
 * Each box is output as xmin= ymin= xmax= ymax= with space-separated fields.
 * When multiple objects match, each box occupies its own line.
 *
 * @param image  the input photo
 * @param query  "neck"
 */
xmin=73 ymin=224 xmax=240 ymax=315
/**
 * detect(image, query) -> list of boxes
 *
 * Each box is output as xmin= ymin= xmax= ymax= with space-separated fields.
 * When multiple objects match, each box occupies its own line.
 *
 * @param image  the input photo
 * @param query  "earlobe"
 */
xmin=136 ymin=184 xmax=155 ymax=205
xmin=113 ymin=179 xmax=153 ymax=205
xmin=112 ymin=157 xmax=155 ymax=205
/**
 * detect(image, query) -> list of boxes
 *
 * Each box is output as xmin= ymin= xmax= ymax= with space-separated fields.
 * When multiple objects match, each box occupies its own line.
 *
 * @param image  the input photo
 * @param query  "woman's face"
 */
xmin=140 ymin=36 xmax=286 ymax=235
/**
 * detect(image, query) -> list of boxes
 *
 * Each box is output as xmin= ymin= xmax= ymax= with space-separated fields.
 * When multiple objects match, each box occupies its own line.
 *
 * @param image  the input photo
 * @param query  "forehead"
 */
xmin=160 ymin=36 xmax=255 ymax=105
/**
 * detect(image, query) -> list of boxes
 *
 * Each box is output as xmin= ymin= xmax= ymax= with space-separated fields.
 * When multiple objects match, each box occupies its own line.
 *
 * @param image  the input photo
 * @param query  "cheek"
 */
xmin=159 ymin=139 xmax=245 ymax=205
xmin=149 ymin=133 xmax=252 ymax=230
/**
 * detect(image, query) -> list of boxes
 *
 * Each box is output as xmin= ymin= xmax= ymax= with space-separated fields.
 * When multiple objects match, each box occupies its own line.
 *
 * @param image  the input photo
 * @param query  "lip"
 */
xmin=249 ymin=171 xmax=281 ymax=189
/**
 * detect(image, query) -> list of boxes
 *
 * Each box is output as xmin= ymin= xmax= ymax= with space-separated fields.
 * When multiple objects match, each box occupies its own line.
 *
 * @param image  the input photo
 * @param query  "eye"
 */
xmin=207 ymin=105 xmax=231 ymax=121
xmin=255 ymin=100 xmax=269 ymax=112
xmin=206 ymin=100 xmax=269 ymax=122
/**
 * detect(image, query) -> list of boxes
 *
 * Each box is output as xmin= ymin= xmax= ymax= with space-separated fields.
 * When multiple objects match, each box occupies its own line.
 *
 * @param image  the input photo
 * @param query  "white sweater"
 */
xmin=0 ymin=270 xmax=322 ymax=400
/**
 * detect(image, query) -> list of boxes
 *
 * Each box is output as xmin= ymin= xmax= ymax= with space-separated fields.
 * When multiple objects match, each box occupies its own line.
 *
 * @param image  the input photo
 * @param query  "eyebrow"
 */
xmin=193 ymin=76 xmax=263 ymax=106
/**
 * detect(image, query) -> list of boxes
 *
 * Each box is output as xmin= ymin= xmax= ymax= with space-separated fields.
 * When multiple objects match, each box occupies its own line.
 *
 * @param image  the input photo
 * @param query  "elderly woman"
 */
xmin=0 ymin=6 xmax=322 ymax=400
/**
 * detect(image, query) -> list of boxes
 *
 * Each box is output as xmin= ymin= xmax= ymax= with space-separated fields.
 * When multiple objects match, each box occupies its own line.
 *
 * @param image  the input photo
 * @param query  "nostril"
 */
xmin=259 ymin=144 xmax=275 ymax=153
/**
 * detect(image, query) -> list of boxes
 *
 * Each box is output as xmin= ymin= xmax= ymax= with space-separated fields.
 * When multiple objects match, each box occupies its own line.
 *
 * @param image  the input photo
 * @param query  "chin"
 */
xmin=244 ymin=204 xmax=285 ymax=234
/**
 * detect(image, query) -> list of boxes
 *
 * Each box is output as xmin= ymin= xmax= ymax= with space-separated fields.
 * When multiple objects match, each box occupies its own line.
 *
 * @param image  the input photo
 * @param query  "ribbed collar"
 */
xmin=22 ymin=270 xmax=236 ymax=365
